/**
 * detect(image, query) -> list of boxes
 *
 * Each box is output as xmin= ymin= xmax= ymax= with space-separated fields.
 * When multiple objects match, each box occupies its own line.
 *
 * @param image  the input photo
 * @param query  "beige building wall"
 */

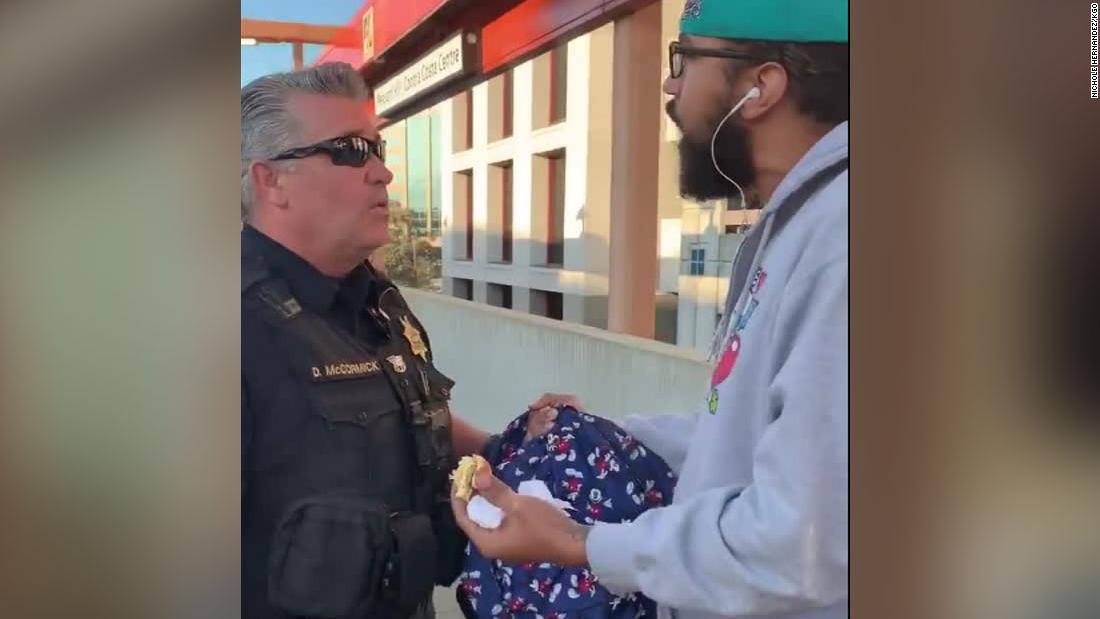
xmin=440 ymin=26 xmax=616 ymax=329
xmin=436 ymin=0 xmax=758 ymax=352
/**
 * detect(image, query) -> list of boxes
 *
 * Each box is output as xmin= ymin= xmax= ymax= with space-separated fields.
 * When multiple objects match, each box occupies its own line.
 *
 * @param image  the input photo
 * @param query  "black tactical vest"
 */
xmin=242 ymin=256 xmax=465 ymax=619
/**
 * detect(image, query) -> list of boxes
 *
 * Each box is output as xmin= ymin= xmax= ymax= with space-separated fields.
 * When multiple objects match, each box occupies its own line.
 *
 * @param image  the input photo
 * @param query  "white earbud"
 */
xmin=710 ymin=86 xmax=761 ymax=209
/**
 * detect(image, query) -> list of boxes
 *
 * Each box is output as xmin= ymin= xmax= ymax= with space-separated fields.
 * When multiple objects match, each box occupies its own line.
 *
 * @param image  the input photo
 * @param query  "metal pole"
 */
xmin=293 ymin=42 xmax=304 ymax=69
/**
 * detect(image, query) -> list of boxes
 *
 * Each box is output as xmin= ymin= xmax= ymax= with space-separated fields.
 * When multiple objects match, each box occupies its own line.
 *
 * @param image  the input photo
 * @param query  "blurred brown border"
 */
xmin=853 ymin=1 xmax=1099 ymax=617
xmin=0 ymin=2 xmax=242 ymax=618
xmin=850 ymin=0 xmax=935 ymax=612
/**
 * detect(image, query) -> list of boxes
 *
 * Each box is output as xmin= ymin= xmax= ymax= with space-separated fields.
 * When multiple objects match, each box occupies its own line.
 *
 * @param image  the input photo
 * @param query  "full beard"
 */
xmin=668 ymin=100 xmax=757 ymax=204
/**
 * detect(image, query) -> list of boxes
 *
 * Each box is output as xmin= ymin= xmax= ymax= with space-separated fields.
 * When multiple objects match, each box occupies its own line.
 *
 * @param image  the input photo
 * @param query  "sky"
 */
xmin=240 ymin=0 xmax=365 ymax=86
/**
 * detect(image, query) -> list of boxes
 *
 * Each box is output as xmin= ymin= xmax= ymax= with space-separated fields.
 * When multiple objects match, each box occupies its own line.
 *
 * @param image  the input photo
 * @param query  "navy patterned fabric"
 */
xmin=457 ymin=408 xmax=676 ymax=619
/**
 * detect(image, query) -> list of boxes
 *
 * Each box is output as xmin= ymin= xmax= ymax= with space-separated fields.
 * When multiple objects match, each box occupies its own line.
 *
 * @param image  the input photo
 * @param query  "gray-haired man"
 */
xmin=241 ymin=63 xmax=495 ymax=619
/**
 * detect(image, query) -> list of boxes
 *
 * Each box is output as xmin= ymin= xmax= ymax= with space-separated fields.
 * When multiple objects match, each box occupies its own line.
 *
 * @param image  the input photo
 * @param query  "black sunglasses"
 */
xmin=272 ymin=135 xmax=386 ymax=167
xmin=667 ymin=41 xmax=769 ymax=79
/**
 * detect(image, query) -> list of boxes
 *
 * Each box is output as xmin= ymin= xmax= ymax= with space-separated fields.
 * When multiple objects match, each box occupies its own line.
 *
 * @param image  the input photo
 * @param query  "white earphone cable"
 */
xmin=709 ymin=87 xmax=759 ymax=210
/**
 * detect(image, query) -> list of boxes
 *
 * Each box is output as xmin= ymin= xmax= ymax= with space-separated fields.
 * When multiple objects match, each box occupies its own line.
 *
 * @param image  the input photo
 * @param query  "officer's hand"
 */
xmin=524 ymin=406 xmax=559 ymax=441
xmin=451 ymin=465 xmax=588 ymax=567
xmin=528 ymin=393 xmax=586 ymax=413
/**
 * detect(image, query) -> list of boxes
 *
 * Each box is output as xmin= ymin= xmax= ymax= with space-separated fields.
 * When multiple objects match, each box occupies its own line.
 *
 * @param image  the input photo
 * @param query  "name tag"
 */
xmin=310 ymin=359 xmax=382 ymax=382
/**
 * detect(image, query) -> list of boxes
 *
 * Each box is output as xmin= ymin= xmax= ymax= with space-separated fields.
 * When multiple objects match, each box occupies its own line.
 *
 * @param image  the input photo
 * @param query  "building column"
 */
xmin=442 ymin=277 xmax=455 ymax=297
xmin=512 ymin=285 xmax=533 ymax=314
xmin=564 ymin=295 xmax=586 ymax=325
xmin=607 ymin=2 xmax=661 ymax=338
xmin=472 ymin=280 xmax=489 ymax=304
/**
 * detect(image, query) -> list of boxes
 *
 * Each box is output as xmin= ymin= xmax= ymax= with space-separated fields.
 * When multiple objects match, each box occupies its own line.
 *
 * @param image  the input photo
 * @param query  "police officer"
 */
xmin=241 ymin=63 xmax=487 ymax=619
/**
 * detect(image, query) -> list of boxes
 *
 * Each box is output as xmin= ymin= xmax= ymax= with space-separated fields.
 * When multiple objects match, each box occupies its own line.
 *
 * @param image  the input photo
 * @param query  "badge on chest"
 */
xmin=400 ymin=315 xmax=429 ymax=361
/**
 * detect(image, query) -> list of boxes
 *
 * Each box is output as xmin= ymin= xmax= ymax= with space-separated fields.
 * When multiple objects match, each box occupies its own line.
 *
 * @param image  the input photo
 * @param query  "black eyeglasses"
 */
xmin=272 ymin=135 xmax=386 ymax=167
xmin=667 ymin=41 xmax=768 ymax=79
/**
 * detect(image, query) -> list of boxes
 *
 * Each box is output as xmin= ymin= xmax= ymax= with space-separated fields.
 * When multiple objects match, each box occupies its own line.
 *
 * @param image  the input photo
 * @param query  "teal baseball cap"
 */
xmin=680 ymin=0 xmax=848 ymax=43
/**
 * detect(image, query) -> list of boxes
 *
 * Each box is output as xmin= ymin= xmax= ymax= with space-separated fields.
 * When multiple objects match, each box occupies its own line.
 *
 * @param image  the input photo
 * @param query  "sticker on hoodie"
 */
xmin=708 ymin=267 xmax=767 ymax=414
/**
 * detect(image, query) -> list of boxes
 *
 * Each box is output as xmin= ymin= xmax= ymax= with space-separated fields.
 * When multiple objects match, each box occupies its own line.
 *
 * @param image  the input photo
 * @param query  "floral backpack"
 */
xmin=456 ymin=407 xmax=676 ymax=619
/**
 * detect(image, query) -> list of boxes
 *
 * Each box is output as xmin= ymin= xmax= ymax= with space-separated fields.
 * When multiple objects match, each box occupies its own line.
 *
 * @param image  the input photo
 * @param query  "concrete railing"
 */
xmin=403 ymin=289 xmax=712 ymax=431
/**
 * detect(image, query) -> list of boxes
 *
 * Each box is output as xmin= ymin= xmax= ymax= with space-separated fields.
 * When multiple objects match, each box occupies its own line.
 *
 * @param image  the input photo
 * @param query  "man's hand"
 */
xmin=524 ymin=406 xmax=559 ymax=442
xmin=451 ymin=463 xmax=589 ymax=567
xmin=524 ymin=392 xmax=583 ymax=441
xmin=528 ymin=393 xmax=586 ymax=413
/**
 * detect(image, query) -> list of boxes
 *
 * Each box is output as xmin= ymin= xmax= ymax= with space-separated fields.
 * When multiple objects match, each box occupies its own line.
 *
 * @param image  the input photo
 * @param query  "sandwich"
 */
xmin=451 ymin=454 xmax=488 ymax=502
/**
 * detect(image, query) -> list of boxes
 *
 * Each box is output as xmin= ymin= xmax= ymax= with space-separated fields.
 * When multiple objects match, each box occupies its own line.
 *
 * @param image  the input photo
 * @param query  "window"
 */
xmin=503 ymin=70 xmax=514 ymax=138
xmin=501 ymin=163 xmax=513 ymax=263
xmin=549 ymin=45 xmax=568 ymax=124
xmin=430 ymin=111 xmax=443 ymax=238
xmin=531 ymin=150 xmax=566 ymax=268
xmin=488 ymin=283 xmax=513 ymax=309
xmin=453 ymin=278 xmax=473 ymax=301
xmin=452 ymin=170 xmax=473 ymax=260
xmin=452 ymin=90 xmax=474 ymax=151
xmin=488 ymin=70 xmax=515 ymax=143
xmin=531 ymin=289 xmax=563 ymax=320
xmin=724 ymin=224 xmax=750 ymax=235
xmin=532 ymin=45 xmax=568 ymax=130
xmin=546 ymin=152 xmax=566 ymax=266
xmin=465 ymin=90 xmax=474 ymax=149
xmin=406 ymin=113 xmax=433 ymax=238
xmin=410 ymin=210 xmax=428 ymax=236
xmin=465 ymin=175 xmax=474 ymax=260
xmin=689 ymin=248 xmax=705 ymax=276
xmin=546 ymin=292 xmax=563 ymax=320
xmin=488 ymin=161 xmax=513 ymax=264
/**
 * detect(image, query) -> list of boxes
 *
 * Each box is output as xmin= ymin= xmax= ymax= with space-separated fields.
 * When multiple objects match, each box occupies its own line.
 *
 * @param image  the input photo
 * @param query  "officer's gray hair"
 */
xmin=240 ymin=63 xmax=369 ymax=222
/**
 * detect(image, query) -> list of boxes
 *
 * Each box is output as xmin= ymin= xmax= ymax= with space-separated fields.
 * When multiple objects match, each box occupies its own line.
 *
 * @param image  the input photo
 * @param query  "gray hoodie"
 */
xmin=587 ymin=122 xmax=849 ymax=619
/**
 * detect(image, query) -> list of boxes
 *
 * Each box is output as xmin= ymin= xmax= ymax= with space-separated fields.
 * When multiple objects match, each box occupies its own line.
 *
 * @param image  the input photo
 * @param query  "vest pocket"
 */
xmin=267 ymin=494 xmax=392 ymax=618
xmin=310 ymin=376 xmax=402 ymax=428
xmin=306 ymin=380 xmax=417 ymax=501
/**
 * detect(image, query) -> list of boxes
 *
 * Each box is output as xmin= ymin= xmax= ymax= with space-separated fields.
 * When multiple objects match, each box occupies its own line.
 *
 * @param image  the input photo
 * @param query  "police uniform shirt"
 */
xmin=242 ymin=224 xmax=394 ymax=476
xmin=242 ymin=225 xmax=458 ymax=619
